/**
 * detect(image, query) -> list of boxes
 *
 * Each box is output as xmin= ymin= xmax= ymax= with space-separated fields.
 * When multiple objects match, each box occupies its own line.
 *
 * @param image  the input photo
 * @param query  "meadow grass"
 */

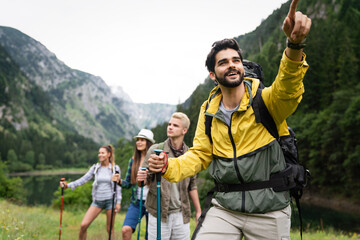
xmin=0 ymin=199 xmax=358 ymax=240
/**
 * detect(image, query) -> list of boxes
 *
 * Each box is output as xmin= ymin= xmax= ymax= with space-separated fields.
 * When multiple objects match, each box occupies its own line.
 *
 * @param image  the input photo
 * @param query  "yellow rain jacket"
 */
xmin=163 ymin=51 xmax=309 ymax=213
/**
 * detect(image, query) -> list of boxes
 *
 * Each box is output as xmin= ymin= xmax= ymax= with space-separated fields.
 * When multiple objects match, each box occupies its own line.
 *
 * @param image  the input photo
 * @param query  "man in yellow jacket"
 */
xmin=148 ymin=0 xmax=311 ymax=239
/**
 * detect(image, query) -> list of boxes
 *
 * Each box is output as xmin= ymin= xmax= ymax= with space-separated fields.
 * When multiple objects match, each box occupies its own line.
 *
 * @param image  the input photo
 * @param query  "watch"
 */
xmin=286 ymin=38 xmax=306 ymax=50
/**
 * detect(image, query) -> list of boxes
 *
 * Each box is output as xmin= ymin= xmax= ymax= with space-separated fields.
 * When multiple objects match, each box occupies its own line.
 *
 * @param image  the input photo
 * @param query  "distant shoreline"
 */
xmin=7 ymin=169 xmax=87 ymax=177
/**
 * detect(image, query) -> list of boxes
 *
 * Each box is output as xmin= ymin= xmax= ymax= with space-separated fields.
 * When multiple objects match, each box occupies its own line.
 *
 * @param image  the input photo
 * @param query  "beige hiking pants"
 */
xmin=148 ymin=211 xmax=190 ymax=240
xmin=195 ymin=199 xmax=291 ymax=240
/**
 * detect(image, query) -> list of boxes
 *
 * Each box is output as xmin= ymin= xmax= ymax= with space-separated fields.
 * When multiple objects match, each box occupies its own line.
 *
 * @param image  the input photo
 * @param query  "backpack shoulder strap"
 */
xmin=93 ymin=163 xmax=100 ymax=175
xmin=252 ymin=87 xmax=279 ymax=139
xmin=92 ymin=163 xmax=100 ymax=185
xmin=204 ymin=91 xmax=217 ymax=145
xmin=205 ymin=114 xmax=213 ymax=144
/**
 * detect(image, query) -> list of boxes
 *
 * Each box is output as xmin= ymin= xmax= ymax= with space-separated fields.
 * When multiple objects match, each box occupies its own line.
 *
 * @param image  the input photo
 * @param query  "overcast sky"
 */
xmin=0 ymin=0 xmax=288 ymax=104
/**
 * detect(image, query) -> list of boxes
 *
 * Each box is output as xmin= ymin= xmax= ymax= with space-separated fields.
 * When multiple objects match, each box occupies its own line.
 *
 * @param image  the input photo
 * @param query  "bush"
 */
xmin=52 ymin=180 xmax=92 ymax=211
xmin=0 ymin=160 xmax=24 ymax=202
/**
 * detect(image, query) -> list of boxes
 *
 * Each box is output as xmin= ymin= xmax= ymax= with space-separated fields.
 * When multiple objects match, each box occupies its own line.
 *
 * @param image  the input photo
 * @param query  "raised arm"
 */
xmin=283 ymin=0 xmax=311 ymax=61
xmin=67 ymin=164 xmax=96 ymax=190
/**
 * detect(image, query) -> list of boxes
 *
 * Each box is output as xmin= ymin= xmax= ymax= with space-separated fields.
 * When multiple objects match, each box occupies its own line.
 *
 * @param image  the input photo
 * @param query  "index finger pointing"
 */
xmin=288 ymin=0 xmax=299 ymax=20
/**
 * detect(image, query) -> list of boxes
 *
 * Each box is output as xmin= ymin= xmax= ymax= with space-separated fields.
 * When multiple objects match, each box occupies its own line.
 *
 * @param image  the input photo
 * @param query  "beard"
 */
xmin=215 ymin=70 xmax=244 ymax=88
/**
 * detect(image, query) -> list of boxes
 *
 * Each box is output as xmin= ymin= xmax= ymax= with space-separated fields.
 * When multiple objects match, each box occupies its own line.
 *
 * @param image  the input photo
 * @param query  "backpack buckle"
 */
xmin=215 ymin=183 xmax=229 ymax=193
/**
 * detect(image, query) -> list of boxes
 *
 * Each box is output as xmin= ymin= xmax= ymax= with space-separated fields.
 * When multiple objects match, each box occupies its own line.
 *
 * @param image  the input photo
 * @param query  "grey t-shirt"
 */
xmin=94 ymin=166 xmax=113 ymax=201
xmin=219 ymin=101 xmax=239 ymax=126
xmin=168 ymin=182 xmax=181 ymax=213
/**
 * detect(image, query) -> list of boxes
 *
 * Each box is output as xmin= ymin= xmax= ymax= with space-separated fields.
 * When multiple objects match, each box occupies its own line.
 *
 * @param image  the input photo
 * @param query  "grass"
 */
xmin=0 ymin=199 xmax=358 ymax=240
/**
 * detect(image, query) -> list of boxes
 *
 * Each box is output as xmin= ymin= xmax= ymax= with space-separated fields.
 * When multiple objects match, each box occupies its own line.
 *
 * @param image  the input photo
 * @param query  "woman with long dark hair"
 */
xmin=113 ymin=129 xmax=154 ymax=240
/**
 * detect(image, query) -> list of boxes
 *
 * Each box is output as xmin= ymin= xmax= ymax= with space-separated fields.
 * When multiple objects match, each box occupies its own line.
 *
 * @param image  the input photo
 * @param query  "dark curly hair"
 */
xmin=205 ymin=38 xmax=243 ymax=73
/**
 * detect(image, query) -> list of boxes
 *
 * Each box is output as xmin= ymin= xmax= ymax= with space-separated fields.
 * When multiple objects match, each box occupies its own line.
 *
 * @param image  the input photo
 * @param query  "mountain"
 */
xmin=0 ymin=26 xmax=175 ymax=171
xmin=0 ymin=40 xmax=100 ymax=170
xmin=111 ymin=86 xmax=175 ymax=130
xmin=0 ymin=26 xmax=175 ymax=145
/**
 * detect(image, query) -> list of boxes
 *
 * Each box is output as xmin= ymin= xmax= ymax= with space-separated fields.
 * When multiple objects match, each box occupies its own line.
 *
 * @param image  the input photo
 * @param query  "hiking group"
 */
xmin=59 ymin=0 xmax=311 ymax=239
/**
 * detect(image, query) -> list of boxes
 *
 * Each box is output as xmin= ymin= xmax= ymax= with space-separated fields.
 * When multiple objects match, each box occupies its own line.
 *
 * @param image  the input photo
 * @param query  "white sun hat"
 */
xmin=134 ymin=129 xmax=155 ymax=143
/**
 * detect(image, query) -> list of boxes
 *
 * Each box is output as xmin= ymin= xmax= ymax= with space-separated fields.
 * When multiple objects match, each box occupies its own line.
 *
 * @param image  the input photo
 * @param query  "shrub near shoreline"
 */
xmin=0 ymin=199 xmax=358 ymax=240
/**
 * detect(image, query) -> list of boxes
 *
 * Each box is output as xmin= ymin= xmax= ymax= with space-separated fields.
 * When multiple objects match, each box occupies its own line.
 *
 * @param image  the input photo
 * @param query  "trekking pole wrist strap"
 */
xmin=161 ymin=152 xmax=168 ymax=175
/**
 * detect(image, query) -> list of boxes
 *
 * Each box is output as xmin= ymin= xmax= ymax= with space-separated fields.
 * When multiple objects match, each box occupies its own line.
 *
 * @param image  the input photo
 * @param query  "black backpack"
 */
xmin=248 ymin=61 xmax=310 ymax=201
xmin=192 ymin=60 xmax=310 ymax=240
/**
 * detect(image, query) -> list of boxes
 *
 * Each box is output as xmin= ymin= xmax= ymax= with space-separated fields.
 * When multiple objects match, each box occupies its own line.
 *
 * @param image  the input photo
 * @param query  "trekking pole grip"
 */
xmin=154 ymin=149 xmax=163 ymax=182
xmin=60 ymin=178 xmax=65 ymax=194
xmin=140 ymin=168 xmax=147 ymax=187
xmin=114 ymin=171 xmax=119 ymax=189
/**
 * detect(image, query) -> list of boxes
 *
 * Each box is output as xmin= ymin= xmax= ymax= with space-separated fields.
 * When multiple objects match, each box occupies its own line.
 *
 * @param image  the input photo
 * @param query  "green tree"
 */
xmin=0 ymin=157 xmax=24 ymax=202
xmin=38 ymin=153 xmax=45 ymax=165
xmin=7 ymin=148 xmax=32 ymax=172
xmin=7 ymin=149 xmax=18 ymax=172
xmin=24 ymin=150 xmax=35 ymax=169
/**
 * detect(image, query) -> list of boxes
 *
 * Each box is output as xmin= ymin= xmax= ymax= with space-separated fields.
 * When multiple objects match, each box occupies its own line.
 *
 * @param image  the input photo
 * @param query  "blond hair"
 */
xmin=171 ymin=112 xmax=190 ymax=129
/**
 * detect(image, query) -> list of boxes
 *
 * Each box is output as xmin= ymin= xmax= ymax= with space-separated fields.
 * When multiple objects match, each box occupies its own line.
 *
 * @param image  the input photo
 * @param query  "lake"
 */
xmin=15 ymin=173 xmax=84 ymax=206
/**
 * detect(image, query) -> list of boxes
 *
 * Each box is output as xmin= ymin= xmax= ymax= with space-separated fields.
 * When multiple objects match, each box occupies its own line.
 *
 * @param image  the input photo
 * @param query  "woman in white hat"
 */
xmin=112 ymin=129 xmax=155 ymax=240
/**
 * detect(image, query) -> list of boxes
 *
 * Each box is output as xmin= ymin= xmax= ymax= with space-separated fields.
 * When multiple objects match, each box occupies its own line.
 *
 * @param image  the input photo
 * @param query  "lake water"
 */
xmin=12 ymin=174 xmax=360 ymax=234
xmin=17 ymin=173 xmax=83 ymax=206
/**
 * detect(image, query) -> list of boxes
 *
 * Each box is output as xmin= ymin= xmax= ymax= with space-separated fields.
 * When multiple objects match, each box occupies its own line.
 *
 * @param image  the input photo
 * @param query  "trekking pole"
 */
xmin=109 ymin=171 xmax=119 ymax=240
xmin=154 ymin=149 xmax=163 ymax=240
xmin=137 ymin=167 xmax=147 ymax=240
xmin=59 ymin=178 xmax=65 ymax=240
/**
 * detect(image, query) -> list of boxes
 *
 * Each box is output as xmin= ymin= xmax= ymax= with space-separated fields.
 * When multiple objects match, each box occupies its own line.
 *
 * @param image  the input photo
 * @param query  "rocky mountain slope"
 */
xmin=0 ymin=26 xmax=175 ymax=144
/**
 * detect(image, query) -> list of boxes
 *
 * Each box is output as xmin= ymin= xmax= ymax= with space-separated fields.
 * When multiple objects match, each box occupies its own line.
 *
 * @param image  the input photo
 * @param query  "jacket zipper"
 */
xmin=228 ymin=112 xmax=246 ymax=212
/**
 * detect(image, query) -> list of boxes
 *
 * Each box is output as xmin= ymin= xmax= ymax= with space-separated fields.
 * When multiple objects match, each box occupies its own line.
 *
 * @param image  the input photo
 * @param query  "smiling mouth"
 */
xmin=227 ymin=73 xmax=238 ymax=76
xmin=225 ymin=73 xmax=239 ymax=79
xmin=225 ymin=69 xmax=240 ymax=77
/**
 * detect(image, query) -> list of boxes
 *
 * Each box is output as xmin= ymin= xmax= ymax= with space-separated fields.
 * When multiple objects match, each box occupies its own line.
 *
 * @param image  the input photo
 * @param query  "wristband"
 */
xmin=286 ymin=38 xmax=306 ymax=50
